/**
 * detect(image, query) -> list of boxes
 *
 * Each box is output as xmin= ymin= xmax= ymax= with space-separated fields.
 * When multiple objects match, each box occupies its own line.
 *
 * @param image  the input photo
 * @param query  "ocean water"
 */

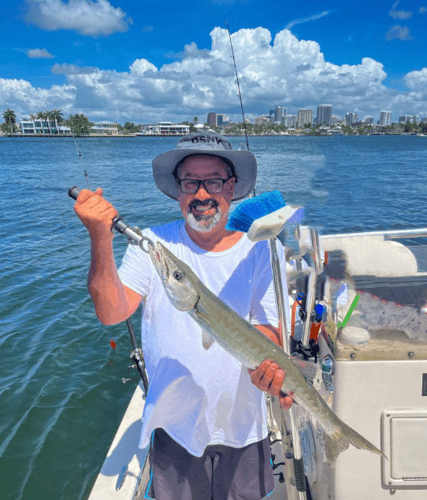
xmin=1 ymin=135 xmax=426 ymax=499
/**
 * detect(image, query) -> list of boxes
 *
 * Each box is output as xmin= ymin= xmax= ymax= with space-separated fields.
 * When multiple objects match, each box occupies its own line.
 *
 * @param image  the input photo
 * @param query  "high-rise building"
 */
xmin=216 ymin=114 xmax=229 ymax=126
xmin=284 ymin=115 xmax=297 ymax=128
xmin=379 ymin=111 xmax=392 ymax=126
xmin=363 ymin=116 xmax=373 ymax=124
xmin=255 ymin=116 xmax=271 ymax=125
xmin=296 ymin=109 xmax=313 ymax=128
xmin=207 ymin=113 xmax=217 ymax=126
xmin=399 ymin=115 xmax=417 ymax=124
xmin=274 ymin=106 xmax=287 ymax=123
xmin=207 ymin=113 xmax=228 ymax=126
xmin=345 ymin=113 xmax=358 ymax=126
xmin=316 ymin=104 xmax=332 ymax=125
xmin=269 ymin=110 xmax=275 ymax=123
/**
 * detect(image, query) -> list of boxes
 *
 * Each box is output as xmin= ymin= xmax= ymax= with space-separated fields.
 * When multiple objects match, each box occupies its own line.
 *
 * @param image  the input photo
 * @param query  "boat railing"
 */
xmin=320 ymin=227 xmax=427 ymax=240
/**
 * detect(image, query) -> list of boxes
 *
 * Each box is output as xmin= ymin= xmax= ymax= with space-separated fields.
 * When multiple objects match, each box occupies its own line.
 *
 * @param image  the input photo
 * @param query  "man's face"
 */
xmin=177 ymin=155 xmax=235 ymax=233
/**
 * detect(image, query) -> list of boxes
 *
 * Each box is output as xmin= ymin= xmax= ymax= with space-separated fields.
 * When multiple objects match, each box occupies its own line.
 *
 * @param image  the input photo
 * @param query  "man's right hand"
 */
xmin=74 ymin=188 xmax=118 ymax=241
xmin=248 ymin=360 xmax=294 ymax=410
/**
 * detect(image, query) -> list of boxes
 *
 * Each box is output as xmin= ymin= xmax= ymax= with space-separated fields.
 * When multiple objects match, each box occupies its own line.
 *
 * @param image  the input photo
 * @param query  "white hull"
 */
xmin=88 ymin=383 xmax=149 ymax=500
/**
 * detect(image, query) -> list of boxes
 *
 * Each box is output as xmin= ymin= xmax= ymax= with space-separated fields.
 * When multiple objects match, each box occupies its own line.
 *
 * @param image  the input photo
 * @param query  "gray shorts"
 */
xmin=144 ymin=428 xmax=274 ymax=500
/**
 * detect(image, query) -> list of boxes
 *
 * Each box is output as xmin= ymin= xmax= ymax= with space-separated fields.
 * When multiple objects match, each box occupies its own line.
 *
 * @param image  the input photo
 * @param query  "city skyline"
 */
xmin=1 ymin=1 xmax=427 ymax=124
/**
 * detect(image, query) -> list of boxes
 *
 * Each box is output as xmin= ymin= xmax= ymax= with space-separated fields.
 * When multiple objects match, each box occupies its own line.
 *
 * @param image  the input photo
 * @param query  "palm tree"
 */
xmin=36 ymin=111 xmax=46 ymax=133
xmin=51 ymin=109 xmax=63 ymax=132
xmin=46 ymin=110 xmax=56 ymax=134
xmin=66 ymin=113 xmax=94 ymax=136
xmin=3 ymin=109 xmax=16 ymax=135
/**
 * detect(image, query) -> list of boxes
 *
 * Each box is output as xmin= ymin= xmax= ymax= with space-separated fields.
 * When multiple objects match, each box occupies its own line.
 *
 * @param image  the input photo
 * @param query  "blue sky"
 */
xmin=1 ymin=0 xmax=426 ymax=123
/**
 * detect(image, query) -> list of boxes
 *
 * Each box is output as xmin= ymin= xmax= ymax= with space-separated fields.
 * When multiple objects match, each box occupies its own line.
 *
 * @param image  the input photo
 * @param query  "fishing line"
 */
xmin=72 ymin=134 xmax=92 ymax=190
xmin=225 ymin=21 xmax=250 ymax=153
xmin=225 ymin=21 xmax=254 ymax=197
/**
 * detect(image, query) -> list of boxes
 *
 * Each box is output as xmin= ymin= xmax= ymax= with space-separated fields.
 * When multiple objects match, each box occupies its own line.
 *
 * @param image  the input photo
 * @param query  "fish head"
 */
xmin=148 ymin=241 xmax=200 ymax=311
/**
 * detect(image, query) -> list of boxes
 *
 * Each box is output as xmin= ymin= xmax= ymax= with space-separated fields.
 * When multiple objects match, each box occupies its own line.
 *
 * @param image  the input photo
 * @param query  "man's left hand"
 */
xmin=248 ymin=359 xmax=293 ymax=410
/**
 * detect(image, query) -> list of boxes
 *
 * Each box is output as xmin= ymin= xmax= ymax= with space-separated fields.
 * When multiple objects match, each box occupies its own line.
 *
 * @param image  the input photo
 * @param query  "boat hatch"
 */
xmin=382 ymin=410 xmax=427 ymax=487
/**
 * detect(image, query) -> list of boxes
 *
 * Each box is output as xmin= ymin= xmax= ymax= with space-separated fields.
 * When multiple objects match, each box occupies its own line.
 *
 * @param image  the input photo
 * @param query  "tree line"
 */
xmin=1 ymin=109 xmax=142 ymax=136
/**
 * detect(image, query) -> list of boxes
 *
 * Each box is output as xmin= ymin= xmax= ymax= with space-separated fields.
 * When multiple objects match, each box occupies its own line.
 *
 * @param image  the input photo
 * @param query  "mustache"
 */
xmin=189 ymin=199 xmax=219 ymax=209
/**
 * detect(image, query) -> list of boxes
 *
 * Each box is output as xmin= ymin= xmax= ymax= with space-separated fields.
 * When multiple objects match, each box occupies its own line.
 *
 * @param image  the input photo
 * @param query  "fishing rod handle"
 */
xmin=68 ymin=186 xmax=128 ymax=233
xmin=68 ymin=185 xmax=154 ymax=253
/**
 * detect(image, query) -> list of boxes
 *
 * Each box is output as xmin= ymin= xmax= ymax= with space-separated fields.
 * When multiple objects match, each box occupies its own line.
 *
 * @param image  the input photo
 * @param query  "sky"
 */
xmin=1 ymin=0 xmax=427 ymax=124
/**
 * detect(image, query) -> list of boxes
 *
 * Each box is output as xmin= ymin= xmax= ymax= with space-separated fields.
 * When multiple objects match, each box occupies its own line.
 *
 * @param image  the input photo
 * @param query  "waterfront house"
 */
xmin=143 ymin=122 xmax=190 ymax=136
xmin=18 ymin=119 xmax=72 ymax=135
xmin=91 ymin=121 xmax=119 ymax=135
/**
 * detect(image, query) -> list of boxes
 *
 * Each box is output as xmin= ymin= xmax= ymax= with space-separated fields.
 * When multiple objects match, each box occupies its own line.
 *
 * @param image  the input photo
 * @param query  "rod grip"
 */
xmin=67 ymin=186 xmax=125 ymax=234
xmin=279 ymin=391 xmax=296 ymax=404
xmin=68 ymin=186 xmax=80 ymax=200
xmin=293 ymin=457 xmax=307 ymax=492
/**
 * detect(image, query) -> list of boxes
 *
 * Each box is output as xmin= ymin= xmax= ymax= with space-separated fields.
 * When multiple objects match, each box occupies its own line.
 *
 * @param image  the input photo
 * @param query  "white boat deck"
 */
xmin=88 ymin=383 xmax=148 ymax=500
xmin=89 ymin=383 xmax=290 ymax=500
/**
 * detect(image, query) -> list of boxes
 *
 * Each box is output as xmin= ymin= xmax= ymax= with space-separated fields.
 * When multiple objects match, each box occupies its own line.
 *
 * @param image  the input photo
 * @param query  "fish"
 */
xmin=148 ymin=241 xmax=385 ymax=466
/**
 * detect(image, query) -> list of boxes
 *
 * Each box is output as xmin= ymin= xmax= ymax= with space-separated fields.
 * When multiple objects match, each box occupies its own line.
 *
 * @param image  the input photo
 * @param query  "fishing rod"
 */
xmin=225 ymin=21 xmax=250 ymax=153
xmin=124 ymin=318 xmax=149 ymax=396
xmin=69 ymin=129 xmax=153 ymax=394
xmin=72 ymin=134 xmax=91 ymax=190
xmin=68 ymin=186 xmax=154 ymax=251
xmin=69 ymin=186 xmax=152 ymax=398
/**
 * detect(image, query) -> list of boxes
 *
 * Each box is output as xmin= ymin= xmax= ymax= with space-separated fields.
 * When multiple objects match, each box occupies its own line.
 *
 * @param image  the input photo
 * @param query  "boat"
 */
xmin=88 ymin=225 xmax=427 ymax=500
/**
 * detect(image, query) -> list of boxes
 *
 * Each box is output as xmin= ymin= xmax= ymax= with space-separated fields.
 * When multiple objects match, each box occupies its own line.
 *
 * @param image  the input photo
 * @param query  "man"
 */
xmin=74 ymin=131 xmax=293 ymax=500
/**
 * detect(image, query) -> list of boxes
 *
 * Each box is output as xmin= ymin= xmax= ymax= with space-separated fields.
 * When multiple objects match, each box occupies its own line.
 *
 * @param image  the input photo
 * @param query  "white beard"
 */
xmin=186 ymin=207 xmax=224 ymax=233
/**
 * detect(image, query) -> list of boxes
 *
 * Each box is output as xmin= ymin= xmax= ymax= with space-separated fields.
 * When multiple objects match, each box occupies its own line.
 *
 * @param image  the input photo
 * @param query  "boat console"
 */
xmin=293 ymin=227 xmax=427 ymax=499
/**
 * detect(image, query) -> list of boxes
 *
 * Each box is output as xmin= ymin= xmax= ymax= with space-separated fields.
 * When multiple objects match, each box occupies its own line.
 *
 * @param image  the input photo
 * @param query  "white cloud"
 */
xmin=3 ymin=26 xmax=427 ymax=122
xmin=141 ymin=25 xmax=154 ymax=32
xmin=0 ymin=78 xmax=75 ymax=118
xmin=26 ymin=0 xmax=131 ymax=37
xmin=385 ymin=25 xmax=412 ymax=40
xmin=27 ymin=48 xmax=54 ymax=58
xmin=405 ymin=68 xmax=427 ymax=88
xmin=389 ymin=1 xmax=412 ymax=20
xmin=285 ymin=11 xmax=332 ymax=30
xmin=419 ymin=6 xmax=427 ymax=13
xmin=51 ymin=63 xmax=98 ymax=75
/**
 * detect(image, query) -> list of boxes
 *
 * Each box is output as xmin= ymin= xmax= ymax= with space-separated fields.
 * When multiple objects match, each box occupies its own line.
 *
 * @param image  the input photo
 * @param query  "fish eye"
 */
xmin=173 ymin=271 xmax=183 ymax=281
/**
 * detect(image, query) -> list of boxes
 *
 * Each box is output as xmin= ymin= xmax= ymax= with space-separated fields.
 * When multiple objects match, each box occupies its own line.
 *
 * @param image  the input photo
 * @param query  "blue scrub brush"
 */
xmin=226 ymin=191 xmax=304 ymax=241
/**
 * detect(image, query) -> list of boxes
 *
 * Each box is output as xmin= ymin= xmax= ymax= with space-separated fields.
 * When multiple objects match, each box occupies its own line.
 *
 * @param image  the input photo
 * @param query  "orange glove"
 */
xmin=248 ymin=359 xmax=294 ymax=410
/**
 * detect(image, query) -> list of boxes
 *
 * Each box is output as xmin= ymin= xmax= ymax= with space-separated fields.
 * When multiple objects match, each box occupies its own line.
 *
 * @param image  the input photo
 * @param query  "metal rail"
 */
xmin=319 ymin=227 xmax=427 ymax=240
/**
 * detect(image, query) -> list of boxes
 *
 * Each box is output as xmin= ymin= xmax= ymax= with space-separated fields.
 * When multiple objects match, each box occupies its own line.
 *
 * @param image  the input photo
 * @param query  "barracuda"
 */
xmin=148 ymin=241 xmax=385 ymax=466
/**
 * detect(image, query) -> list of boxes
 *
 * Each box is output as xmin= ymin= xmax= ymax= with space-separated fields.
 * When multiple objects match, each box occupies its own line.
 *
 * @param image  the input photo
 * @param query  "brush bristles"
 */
xmin=226 ymin=191 xmax=286 ymax=233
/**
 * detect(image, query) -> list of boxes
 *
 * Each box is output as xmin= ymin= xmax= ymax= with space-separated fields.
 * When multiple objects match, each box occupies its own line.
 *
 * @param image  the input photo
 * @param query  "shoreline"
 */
xmin=1 ymin=132 xmax=426 ymax=139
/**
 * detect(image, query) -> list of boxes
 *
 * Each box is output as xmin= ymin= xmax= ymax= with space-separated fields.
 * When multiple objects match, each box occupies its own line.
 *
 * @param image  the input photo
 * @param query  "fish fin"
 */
xmin=319 ymin=419 xmax=386 ymax=468
xmin=202 ymin=330 xmax=215 ymax=350
xmin=320 ymin=428 xmax=350 ymax=468
xmin=289 ymin=357 xmax=322 ymax=386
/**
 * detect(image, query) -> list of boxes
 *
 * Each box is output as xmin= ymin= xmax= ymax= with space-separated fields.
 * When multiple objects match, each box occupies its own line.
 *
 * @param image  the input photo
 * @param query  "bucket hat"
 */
xmin=152 ymin=132 xmax=257 ymax=201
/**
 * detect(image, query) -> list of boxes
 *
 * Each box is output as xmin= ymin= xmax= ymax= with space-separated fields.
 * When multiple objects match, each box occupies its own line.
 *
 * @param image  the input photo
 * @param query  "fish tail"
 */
xmin=322 ymin=419 xmax=387 ymax=468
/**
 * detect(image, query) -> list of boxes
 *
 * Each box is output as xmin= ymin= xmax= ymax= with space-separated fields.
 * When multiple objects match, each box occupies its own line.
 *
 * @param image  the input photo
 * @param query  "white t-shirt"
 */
xmin=118 ymin=220 xmax=290 ymax=456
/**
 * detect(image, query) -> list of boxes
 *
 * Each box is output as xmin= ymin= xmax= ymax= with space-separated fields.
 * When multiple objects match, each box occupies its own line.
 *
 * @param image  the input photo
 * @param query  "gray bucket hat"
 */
xmin=152 ymin=132 xmax=257 ymax=201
